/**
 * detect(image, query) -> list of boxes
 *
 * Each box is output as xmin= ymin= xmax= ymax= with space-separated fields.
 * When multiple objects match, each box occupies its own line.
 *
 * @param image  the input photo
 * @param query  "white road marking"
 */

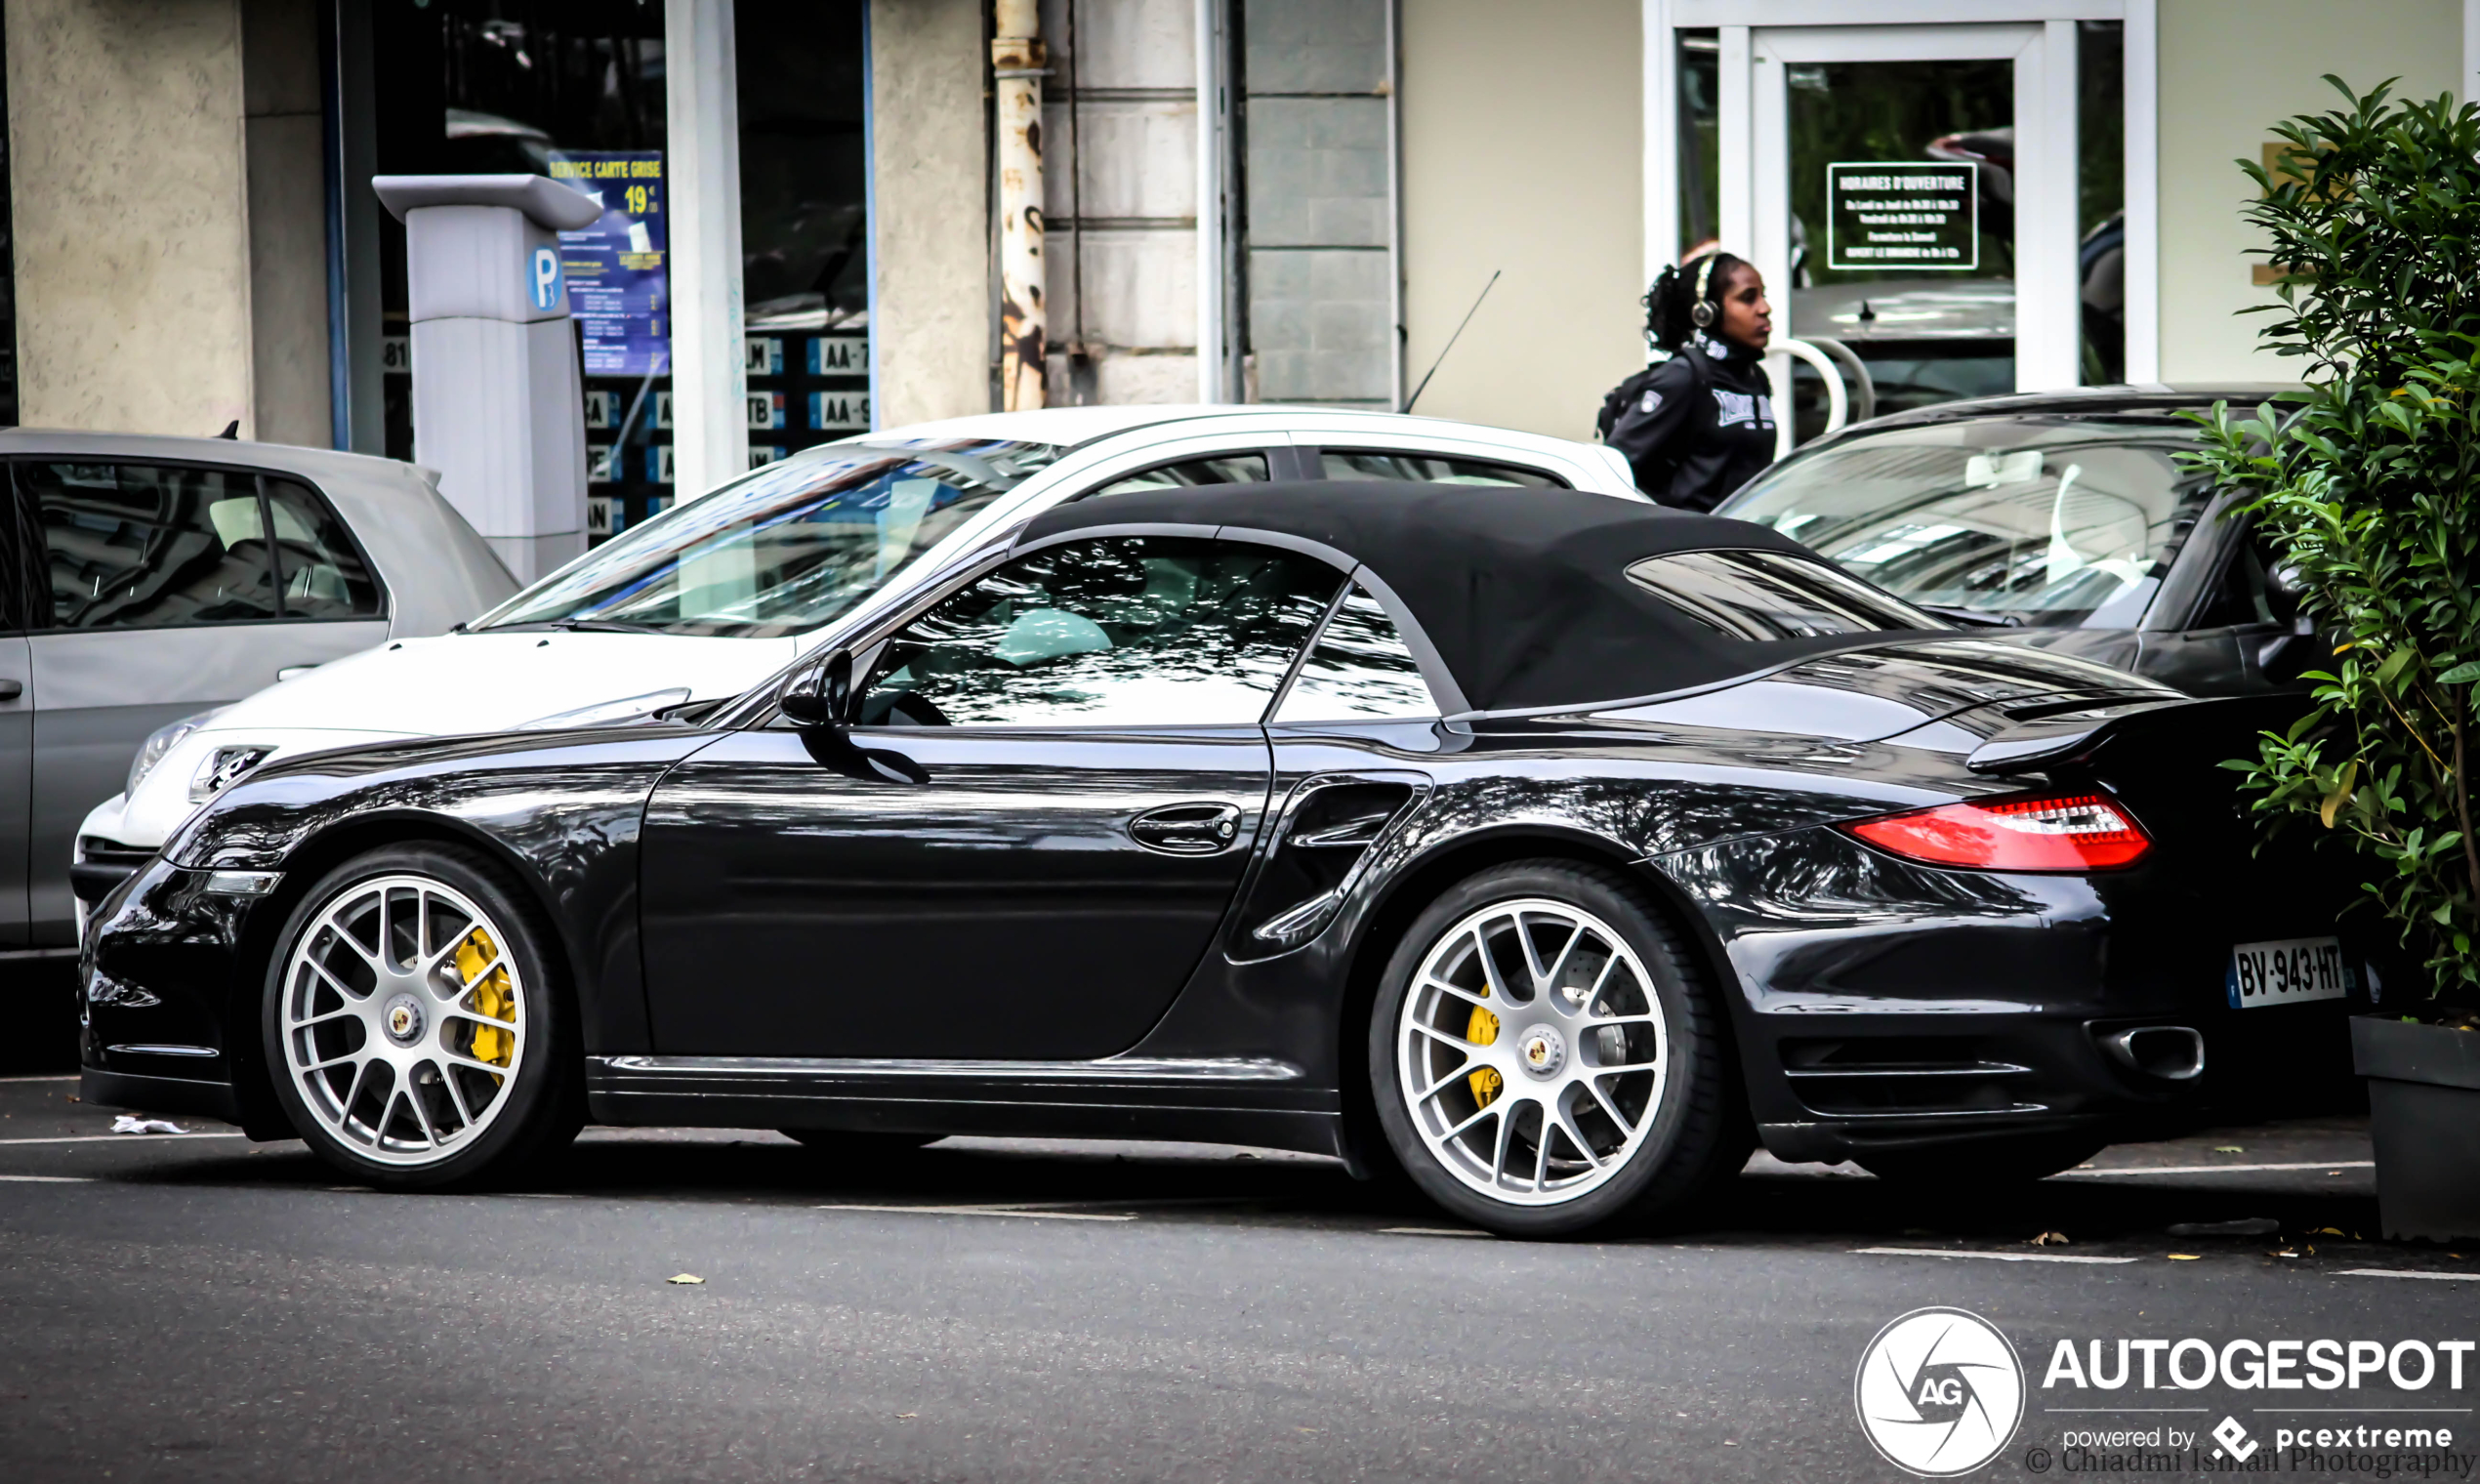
xmin=2059 ymin=1161 xmax=2373 ymax=1176
xmin=0 ymin=1073 xmax=78 ymax=1084
xmin=1854 ymin=1246 xmax=2140 ymax=1265
xmin=815 ymin=1203 xmax=1137 ymax=1221
xmin=1379 ymin=1226 xmax=1493 ymax=1238
xmin=0 ymin=1132 xmax=247 ymax=1147
xmin=2335 ymin=1268 xmax=2480 ymax=1281
xmin=0 ymin=1174 xmax=93 ymax=1182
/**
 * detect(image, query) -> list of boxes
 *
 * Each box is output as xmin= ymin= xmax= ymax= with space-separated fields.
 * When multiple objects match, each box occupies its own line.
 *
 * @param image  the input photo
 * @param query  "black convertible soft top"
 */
xmin=1018 ymin=481 xmax=1933 ymax=713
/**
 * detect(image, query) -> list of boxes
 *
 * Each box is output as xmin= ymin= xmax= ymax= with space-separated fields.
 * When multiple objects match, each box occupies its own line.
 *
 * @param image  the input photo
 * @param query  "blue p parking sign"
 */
xmin=530 ymin=246 xmax=562 ymax=310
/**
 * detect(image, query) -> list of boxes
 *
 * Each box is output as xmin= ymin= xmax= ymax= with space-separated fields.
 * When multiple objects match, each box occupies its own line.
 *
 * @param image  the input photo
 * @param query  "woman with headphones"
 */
xmin=1595 ymin=250 xmax=1777 ymax=512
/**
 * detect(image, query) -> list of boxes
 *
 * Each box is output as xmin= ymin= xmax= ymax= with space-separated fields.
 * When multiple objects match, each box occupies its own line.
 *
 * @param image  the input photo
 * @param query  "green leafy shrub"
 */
xmin=2185 ymin=78 xmax=2479 ymax=998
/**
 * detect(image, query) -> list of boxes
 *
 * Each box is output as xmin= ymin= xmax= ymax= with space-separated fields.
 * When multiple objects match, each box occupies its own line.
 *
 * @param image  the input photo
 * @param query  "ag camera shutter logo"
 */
xmin=1855 ymin=1306 xmax=2026 ymax=1476
xmin=530 ymin=246 xmax=563 ymax=311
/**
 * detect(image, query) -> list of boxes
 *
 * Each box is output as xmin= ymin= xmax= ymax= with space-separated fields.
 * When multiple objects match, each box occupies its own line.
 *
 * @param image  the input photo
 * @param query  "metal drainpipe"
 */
xmin=994 ymin=0 xmax=1047 ymax=410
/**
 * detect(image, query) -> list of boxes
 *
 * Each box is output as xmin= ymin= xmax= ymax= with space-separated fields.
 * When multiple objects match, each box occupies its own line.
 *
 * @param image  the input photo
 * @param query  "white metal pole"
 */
xmin=664 ymin=0 xmax=748 ymax=497
xmin=2123 ymin=0 xmax=2160 ymax=385
xmin=1643 ymin=0 xmax=1677 ymax=301
xmin=1195 ymin=0 xmax=1227 ymax=403
xmin=994 ymin=0 xmax=1047 ymax=410
xmin=2014 ymin=21 xmax=2079 ymax=392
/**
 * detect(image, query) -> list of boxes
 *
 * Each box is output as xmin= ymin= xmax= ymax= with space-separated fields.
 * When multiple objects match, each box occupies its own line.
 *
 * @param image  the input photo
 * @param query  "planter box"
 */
xmin=2353 ymin=1014 xmax=2480 ymax=1243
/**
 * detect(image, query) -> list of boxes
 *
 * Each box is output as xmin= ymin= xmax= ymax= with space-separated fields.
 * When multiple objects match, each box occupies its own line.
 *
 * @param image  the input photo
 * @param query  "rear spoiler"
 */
xmin=1965 ymin=693 xmax=2308 ymax=776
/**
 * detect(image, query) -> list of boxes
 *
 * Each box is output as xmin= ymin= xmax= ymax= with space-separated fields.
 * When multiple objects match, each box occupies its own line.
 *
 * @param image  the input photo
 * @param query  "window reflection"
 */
xmin=1086 ymin=453 xmax=1270 ymax=498
xmin=1720 ymin=421 xmax=2213 ymax=626
xmin=1319 ymin=450 xmax=1563 ymax=487
xmin=1626 ymin=550 xmax=1944 ymax=640
xmin=862 ymin=536 xmax=1343 ymax=728
xmin=1274 ymin=587 xmax=1436 ymax=721
xmin=475 ymin=438 xmax=1060 ymax=639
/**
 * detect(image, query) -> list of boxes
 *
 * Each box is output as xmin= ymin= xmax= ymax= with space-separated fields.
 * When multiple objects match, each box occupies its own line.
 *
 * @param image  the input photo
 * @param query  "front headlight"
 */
xmin=516 ymin=687 xmax=693 ymax=730
xmin=129 ymin=710 xmax=224 ymax=798
xmin=189 ymin=744 xmax=275 ymax=803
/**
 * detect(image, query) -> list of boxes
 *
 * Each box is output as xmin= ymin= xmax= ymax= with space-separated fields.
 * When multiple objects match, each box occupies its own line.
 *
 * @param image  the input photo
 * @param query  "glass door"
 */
xmin=1723 ymin=23 xmax=2082 ymax=454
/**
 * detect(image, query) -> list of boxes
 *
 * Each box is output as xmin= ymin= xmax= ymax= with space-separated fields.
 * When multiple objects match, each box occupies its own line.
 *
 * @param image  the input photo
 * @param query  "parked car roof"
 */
xmin=1820 ymin=382 xmax=2300 ymax=438
xmin=0 ymin=428 xmax=516 ymax=637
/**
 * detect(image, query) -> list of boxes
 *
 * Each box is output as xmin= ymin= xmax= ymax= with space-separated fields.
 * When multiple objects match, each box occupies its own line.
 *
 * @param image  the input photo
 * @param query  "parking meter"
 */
xmin=373 ymin=175 xmax=603 ymax=582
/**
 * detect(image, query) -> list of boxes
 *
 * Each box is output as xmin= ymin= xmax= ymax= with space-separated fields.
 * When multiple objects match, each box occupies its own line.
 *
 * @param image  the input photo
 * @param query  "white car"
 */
xmin=75 ymin=404 xmax=1642 ymax=902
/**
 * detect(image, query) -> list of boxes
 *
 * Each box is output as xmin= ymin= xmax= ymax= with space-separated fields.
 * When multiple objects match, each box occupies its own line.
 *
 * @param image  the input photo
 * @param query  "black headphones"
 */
xmin=1686 ymin=254 xmax=1720 ymax=329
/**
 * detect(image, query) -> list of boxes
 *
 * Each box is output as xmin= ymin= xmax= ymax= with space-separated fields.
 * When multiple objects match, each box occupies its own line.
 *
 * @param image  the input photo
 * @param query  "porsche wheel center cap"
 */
xmin=1516 ymin=1023 xmax=1565 ymax=1078
xmin=383 ymin=995 xmax=425 ymax=1045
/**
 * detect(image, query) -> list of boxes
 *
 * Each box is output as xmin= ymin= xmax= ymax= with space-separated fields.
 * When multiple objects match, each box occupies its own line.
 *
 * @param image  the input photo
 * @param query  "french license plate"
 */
xmin=2226 ymin=936 xmax=2356 ymax=1010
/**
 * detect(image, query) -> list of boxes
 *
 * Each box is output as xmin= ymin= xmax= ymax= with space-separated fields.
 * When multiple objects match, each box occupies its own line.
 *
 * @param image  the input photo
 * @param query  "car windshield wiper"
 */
xmin=1916 ymin=603 xmax=2023 ymax=629
xmin=476 ymin=617 xmax=675 ymax=637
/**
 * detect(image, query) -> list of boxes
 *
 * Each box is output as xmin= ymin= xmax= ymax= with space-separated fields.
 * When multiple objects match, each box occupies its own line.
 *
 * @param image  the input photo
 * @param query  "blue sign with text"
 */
xmin=549 ymin=150 xmax=670 ymax=377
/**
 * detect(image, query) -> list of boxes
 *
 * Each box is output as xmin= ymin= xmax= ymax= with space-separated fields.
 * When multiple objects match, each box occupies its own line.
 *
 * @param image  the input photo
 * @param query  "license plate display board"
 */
xmin=2226 ymin=936 xmax=2356 ymax=1009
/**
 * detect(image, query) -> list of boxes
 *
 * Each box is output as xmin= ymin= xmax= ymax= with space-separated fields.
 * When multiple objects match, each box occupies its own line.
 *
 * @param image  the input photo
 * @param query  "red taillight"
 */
xmin=1843 ymin=792 xmax=2152 ymax=873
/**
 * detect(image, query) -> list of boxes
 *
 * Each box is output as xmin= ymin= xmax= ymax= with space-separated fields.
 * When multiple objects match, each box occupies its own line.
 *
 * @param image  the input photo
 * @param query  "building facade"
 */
xmin=3 ymin=0 xmax=2476 ymax=534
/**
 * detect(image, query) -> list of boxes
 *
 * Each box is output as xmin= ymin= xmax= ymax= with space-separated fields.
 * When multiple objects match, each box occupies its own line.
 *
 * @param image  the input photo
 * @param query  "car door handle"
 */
xmin=0 ymin=679 xmax=21 ymax=701
xmin=1129 ymin=802 xmax=1243 ymax=855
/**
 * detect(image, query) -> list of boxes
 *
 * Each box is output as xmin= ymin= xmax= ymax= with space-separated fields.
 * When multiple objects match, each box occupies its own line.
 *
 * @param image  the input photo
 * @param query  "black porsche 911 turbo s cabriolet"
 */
xmin=81 ymin=483 xmax=2383 ymax=1236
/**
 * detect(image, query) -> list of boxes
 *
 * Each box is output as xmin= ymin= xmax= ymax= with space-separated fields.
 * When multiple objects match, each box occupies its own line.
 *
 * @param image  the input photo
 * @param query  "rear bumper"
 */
xmin=1662 ymin=825 xmax=2379 ymax=1165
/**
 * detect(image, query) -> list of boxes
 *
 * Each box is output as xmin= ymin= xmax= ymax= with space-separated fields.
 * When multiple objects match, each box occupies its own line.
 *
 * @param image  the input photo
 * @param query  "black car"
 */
xmin=1716 ymin=384 xmax=2320 ymax=696
xmin=82 ymin=484 xmax=2379 ymax=1237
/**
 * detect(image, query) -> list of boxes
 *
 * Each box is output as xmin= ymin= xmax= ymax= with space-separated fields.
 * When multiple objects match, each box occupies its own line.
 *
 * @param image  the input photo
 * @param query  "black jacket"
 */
xmin=1601 ymin=335 xmax=1777 ymax=513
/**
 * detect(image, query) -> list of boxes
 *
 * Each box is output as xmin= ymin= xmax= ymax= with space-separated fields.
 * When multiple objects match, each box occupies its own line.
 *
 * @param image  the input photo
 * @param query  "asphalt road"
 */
xmin=3 ymin=1070 xmax=2473 ymax=1483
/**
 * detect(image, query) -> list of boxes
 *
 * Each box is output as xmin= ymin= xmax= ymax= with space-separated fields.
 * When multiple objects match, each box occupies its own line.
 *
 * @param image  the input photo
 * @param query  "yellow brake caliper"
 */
xmin=455 ymin=928 xmax=516 ymax=1082
xmin=1467 ymin=983 xmax=1502 ymax=1109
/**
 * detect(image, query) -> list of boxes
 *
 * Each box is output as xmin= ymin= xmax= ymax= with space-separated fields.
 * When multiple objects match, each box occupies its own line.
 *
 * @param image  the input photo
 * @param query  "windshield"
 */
xmin=475 ymin=438 xmax=1062 ymax=639
xmin=1717 ymin=417 xmax=2217 ymax=627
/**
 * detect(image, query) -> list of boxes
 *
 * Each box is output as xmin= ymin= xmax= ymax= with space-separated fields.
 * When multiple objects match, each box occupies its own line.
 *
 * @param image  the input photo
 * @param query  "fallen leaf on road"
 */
xmin=2031 ymin=1231 xmax=2070 ymax=1246
xmin=2167 ymin=1254 xmax=2201 ymax=1260
xmin=2212 ymin=1146 xmax=2245 ymax=1154
xmin=2312 ymin=1226 xmax=2345 ymax=1236
xmin=667 ymin=1273 xmax=705 ymax=1285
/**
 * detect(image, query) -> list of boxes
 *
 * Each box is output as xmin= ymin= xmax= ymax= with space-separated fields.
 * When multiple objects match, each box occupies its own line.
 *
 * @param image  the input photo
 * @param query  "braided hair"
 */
xmin=1643 ymin=250 xmax=1750 ymax=351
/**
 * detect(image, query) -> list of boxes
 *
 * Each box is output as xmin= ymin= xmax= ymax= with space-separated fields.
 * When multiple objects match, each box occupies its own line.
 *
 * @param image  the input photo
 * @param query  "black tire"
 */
xmin=1367 ymin=859 xmax=1742 ymax=1238
xmin=261 ymin=844 xmax=583 ymax=1190
xmin=1855 ymin=1134 xmax=2107 ymax=1187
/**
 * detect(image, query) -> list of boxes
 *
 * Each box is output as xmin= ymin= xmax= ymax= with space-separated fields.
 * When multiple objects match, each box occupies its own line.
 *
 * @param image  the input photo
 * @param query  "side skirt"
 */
xmin=584 ymin=1054 xmax=1350 ymax=1162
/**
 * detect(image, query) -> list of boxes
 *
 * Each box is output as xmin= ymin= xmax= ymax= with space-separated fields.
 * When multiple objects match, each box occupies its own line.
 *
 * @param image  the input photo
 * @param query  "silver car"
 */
xmin=0 ymin=431 xmax=515 ymax=956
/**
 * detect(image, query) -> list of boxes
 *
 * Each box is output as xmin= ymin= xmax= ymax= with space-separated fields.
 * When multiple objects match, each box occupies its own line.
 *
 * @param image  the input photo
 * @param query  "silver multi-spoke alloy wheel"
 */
xmin=278 ymin=873 xmax=528 ymax=1168
xmin=1394 ymin=897 xmax=1670 ymax=1207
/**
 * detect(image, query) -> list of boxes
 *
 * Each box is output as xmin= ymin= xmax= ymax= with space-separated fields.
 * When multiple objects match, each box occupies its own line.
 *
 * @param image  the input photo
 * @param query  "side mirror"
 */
xmin=780 ymin=649 xmax=852 ymax=731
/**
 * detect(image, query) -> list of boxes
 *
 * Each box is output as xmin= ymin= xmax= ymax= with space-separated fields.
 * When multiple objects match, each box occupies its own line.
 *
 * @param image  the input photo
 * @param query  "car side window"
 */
xmin=1273 ymin=586 xmax=1438 ymax=722
xmin=860 ymin=535 xmax=1343 ymax=727
xmin=23 ymin=462 xmax=280 ymax=630
xmin=1316 ymin=449 xmax=1565 ymax=487
xmin=265 ymin=478 xmax=384 ymax=619
xmin=1082 ymin=452 xmax=1271 ymax=500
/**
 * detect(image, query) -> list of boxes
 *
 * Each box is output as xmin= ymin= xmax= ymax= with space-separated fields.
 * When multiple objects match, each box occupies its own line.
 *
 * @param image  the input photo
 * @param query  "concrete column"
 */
xmin=665 ymin=0 xmax=749 ymax=497
xmin=241 ymin=0 xmax=331 ymax=447
xmin=870 ymin=0 xmax=990 ymax=428
xmin=5 ymin=0 xmax=256 ymax=436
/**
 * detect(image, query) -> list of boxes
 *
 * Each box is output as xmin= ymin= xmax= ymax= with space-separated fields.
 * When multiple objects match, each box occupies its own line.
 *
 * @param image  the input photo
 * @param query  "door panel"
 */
xmin=0 ymin=637 xmax=31 ymax=945
xmin=640 ymin=726 xmax=1271 ymax=1059
xmin=26 ymin=621 xmax=387 ymax=940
